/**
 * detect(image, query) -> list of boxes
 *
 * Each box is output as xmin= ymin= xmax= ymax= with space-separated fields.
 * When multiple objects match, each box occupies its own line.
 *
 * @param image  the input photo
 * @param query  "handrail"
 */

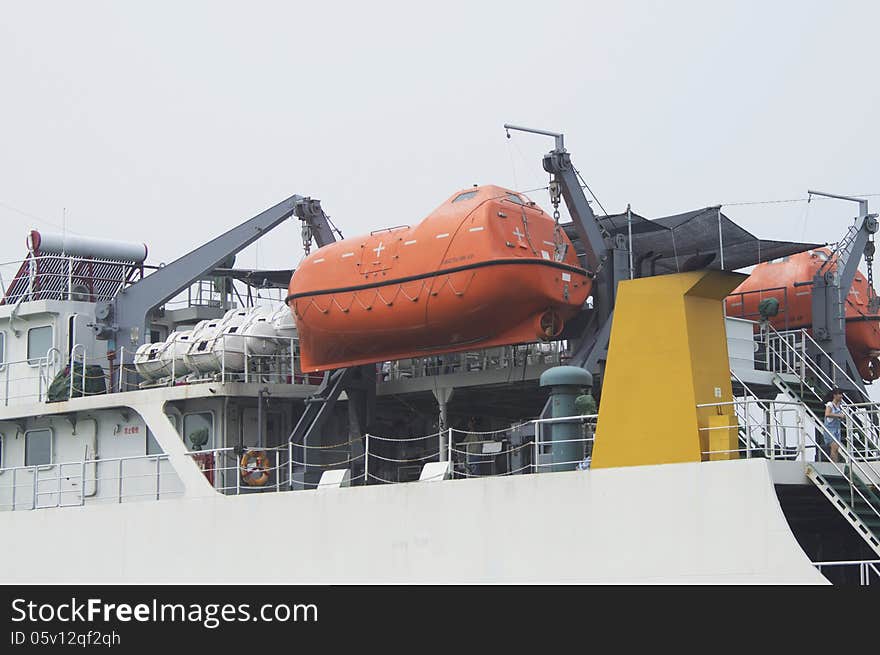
xmin=797 ymin=327 xmax=865 ymax=394
xmin=0 ymin=452 xmax=175 ymax=511
xmin=0 ymin=452 xmax=169 ymax=475
xmin=369 ymin=225 xmax=409 ymax=236
xmin=68 ymin=343 xmax=87 ymax=400
xmin=701 ymin=398 xmax=880 ymax=520
xmin=761 ymin=325 xmax=880 ymax=457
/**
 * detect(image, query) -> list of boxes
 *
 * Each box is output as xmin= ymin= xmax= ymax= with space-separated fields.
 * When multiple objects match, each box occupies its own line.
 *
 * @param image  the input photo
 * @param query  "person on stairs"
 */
xmin=824 ymin=388 xmax=845 ymax=464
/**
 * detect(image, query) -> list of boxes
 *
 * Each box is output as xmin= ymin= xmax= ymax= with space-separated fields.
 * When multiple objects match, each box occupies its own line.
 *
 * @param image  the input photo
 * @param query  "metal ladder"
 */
xmin=748 ymin=326 xmax=880 ymax=554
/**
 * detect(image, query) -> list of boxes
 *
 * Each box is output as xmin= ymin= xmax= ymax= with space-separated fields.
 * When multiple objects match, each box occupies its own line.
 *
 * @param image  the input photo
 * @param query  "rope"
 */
xmin=799 ymin=194 xmax=813 ymax=241
xmin=365 ymin=431 xmax=443 ymax=443
xmin=300 ymin=437 xmax=363 ymax=450
xmin=450 ymin=422 xmax=531 ymax=436
xmin=367 ymin=451 xmax=442 ymax=464
xmin=671 ymin=227 xmax=680 ymax=272
xmin=288 ymin=454 xmax=365 ymax=468
xmin=366 ymin=471 xmax=401 ymax=484
xmin=574 ymin=167 xmax=609 ymax=216
xmin=450 ymin=441 xmax=533 ymax=457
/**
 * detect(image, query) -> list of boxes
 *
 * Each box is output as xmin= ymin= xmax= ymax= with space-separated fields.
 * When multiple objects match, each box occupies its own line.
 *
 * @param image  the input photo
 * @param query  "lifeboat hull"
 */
xmin=726 ymin=248 xmax=880 ymax=381
xmin=288 ymin=186 xmax=591 ymax=372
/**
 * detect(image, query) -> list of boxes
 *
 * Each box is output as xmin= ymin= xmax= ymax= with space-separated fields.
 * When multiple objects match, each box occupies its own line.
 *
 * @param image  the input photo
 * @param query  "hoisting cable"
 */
xmin=548 ymin=178 xmax=567 ymax=262
xmin=866 ymin=238 xmax=878 ymax=313
xmin=574 ymin=166 xmax=609 ymax=217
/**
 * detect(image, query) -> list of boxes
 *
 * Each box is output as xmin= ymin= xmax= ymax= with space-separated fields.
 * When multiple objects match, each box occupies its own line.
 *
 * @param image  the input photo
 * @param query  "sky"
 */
xmin=2 ymin=0 xmax=879 ymax=274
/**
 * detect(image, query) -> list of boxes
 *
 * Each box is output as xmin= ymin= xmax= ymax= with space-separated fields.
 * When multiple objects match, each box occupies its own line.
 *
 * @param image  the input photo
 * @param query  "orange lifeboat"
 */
xmin=287 ymin=185 xmax=592 ymax=372
xmin=726 ymin=248 xmax=880 ymax=381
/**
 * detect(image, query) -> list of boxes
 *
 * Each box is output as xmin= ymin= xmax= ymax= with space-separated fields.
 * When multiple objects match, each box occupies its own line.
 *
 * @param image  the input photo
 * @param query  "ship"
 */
xmin=0 ymin=126 xmax=878 ymax=584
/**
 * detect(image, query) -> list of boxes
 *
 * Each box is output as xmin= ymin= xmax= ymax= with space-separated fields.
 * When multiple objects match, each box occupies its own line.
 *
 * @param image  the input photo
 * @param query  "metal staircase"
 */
xmin=733 ymin=324 xmax=880 ymax=556
xmin=806 ymin=467 xmax=880 ymax=556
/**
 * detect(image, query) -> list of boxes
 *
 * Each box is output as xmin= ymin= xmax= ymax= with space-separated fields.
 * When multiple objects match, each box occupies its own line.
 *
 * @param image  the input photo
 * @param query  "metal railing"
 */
xmin=752 ymin=324 xmax=880 ymax=458
xmin=725 ymin=285 xmax=791 ymax=331
xmin=381 ymin=341 xmax=567 ymax=382
xmin=0 ymin=254 xmax=142 ymax=305
xmin=126 ymin=334 xmax=309 ymax=390
xmin=0 ymin=453 xmax=182 ymax=511
xmin=2 ymin=348 xmax=62 ymax=406
xmin=186 ymin=439 xmax=364 ymax=493
xmin=813 ymin=559 xmax=880 ymax=585
xmin=4 ymin=335 xmax=570 ymax=403
xmin=184 ymin=415 xmax=597 ymax=495
xmin=700 ymin=398 xmax=810 ymax=461
xmin=699 ymin=397 xmax=880 ymax=529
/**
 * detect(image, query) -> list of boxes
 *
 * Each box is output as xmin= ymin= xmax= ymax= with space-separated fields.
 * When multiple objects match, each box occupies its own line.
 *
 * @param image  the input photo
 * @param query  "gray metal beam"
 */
xmin=98 ymin=194 xmax=303 ymax=352
xmin=807 ymin=191 xmax=878 ymax=396
xmin=504 ymin=124 xmax=621 ymax=387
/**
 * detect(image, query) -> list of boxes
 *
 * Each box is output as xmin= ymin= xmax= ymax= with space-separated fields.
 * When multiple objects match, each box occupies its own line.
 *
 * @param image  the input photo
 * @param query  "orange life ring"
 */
xmin=240 ymin=450 xmax=271 ymax=487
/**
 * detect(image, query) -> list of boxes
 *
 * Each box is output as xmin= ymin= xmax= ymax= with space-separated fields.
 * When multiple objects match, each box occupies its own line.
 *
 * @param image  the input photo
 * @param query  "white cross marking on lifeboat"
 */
xmin=513 ymin=228 xmax=525 ymax=240
xmin=373 ymin=242 xmax=385 ymax=257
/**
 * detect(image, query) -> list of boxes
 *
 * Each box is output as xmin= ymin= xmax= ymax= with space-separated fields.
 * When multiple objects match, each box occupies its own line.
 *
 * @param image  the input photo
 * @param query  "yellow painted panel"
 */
xmin=707 ymin=414 xmax=740 ymax=461
xmin=591 ymin=270 xmax=747 ymax=469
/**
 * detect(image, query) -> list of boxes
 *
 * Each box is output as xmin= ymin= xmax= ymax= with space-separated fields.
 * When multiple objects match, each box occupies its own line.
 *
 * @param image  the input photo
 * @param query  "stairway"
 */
xmin=806 ymin=467 xmax=880 ymax=556
xmin=731 ymin=329 xmax=880 ymax=559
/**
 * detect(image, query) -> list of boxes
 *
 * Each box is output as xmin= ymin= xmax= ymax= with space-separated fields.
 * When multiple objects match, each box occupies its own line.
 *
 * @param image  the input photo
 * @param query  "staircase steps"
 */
xmin=808 ymin=468 xmax=880 ymax=556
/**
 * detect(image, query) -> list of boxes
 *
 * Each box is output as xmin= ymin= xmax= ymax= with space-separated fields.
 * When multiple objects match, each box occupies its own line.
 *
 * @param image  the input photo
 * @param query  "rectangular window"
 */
xmin=27 ymin=325 xmax=53 ymax=365
xmin=0 ymin=331 xmax=5 ymax=370
xmin=183 ymin=412 xmax=214 ymax=451
xmin=25 ymin=429 xmax=52 ymax=467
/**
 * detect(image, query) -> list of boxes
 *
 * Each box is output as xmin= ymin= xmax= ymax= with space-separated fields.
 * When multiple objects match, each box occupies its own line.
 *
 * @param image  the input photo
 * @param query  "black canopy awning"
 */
xmin=211 ymin=268 xmax=294 ymax=289
xmin=564 ymin=206 xmax=821 ymax=275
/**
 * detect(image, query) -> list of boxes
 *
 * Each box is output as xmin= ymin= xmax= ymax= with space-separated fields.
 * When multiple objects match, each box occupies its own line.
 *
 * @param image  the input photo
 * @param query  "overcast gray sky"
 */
xmin=2 ymin=0 xmax=879 ymax=273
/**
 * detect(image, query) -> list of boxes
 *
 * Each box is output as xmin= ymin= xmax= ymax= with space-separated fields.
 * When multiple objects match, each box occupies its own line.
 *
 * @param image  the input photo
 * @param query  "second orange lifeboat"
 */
xmin=726 ymin=248 xmax=880 ymax=381
xmin=287 ymin=185 xmax=592 ymax=372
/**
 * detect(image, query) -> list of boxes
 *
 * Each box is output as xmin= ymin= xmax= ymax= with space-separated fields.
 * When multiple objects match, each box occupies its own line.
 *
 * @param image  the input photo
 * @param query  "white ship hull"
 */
xmin=0 ymin=457 xmax=826 ymax=584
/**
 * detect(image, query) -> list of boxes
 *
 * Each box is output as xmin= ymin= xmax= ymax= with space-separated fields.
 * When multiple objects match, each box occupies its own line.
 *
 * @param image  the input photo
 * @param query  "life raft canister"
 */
xmin=240 ymin=450 xmax=271 ymax=486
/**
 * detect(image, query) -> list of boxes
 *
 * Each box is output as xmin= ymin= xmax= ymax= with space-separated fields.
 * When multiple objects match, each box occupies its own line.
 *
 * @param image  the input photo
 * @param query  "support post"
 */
xmin=432 ymin=387 xmax=454 ymax=463
xmin=364 ymin=434 xmax=370 ymax=485
xmin=446 ymin=427 xmax=454 ymax=476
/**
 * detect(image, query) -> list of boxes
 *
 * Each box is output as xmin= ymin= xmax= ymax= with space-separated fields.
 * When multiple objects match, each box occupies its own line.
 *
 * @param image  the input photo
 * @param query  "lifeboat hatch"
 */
xmin=360 ymin=233 xmax=402 ymax=276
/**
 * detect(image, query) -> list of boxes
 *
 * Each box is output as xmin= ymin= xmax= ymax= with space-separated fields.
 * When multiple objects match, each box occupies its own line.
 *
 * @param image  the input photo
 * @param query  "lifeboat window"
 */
xmin=183 ymin=412 xmax=214 ymax=451
xmin=452 ymin=191 xmax=480 ymax=203
xmin=25 ymin=428 xmax=52 ymax=467
xmin=768 ymin=257 xmax=789 ymax=264
xmin=814 ymin=251 xmax=829 ymax=261
xmin=505 ymin=193 xmax=525 ymax=205
xmin=27 ymin=325 xmax=53 ymax=366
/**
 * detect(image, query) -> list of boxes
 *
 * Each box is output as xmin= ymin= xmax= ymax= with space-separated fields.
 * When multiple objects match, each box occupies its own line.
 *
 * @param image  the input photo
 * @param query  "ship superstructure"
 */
xmin=0 ymin=128 xmax=878 ymax=584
